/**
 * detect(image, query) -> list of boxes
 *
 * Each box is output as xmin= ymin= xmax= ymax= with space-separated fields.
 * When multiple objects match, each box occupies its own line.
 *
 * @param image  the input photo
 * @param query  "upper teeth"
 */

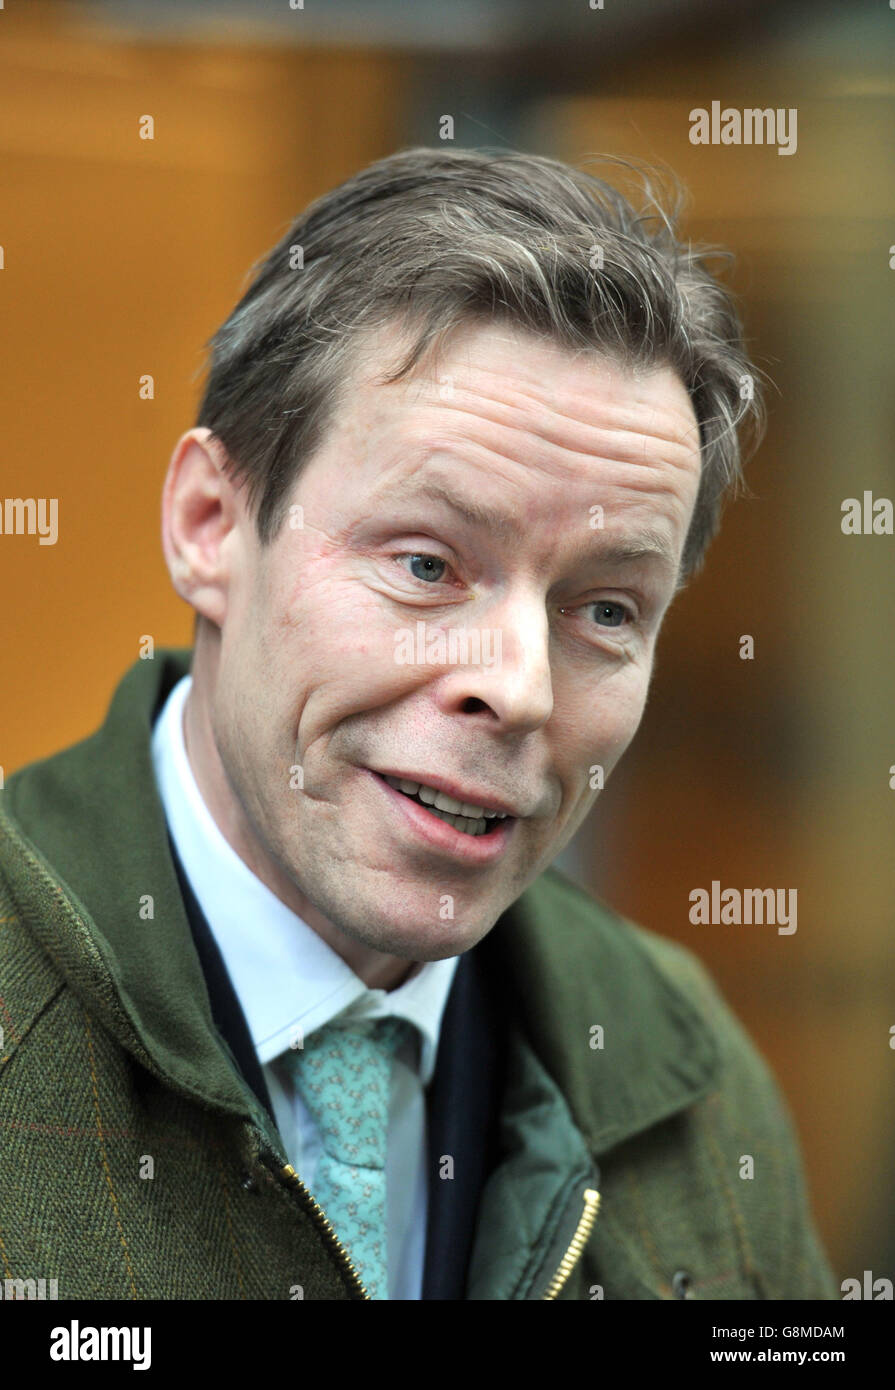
xmin=383 ymin=776 xmax=508 ymax=820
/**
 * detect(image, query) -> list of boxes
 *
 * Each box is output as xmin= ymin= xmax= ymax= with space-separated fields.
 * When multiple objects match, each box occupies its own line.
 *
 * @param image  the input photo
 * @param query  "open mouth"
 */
xmin=378 ymin=774 xmax=512 ymax=838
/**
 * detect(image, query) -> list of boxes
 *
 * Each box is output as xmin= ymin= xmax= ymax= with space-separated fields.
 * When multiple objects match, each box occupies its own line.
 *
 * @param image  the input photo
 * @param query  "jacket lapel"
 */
xmin=481 ymin=867 xmax=720 ymax=1158
xmin=168 ymin=830 xmax=277 ymax=1125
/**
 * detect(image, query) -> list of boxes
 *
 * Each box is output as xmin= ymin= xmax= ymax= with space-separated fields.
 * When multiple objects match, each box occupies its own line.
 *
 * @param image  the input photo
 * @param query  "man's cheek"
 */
xmin=594 ymin=709 xmax=646 ymax=781
xmin=295 ymin=605 xmax=409 ymax=678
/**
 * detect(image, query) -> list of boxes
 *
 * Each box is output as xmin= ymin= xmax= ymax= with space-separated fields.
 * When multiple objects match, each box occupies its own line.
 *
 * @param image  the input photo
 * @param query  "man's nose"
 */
xmin=431 ymin=594 xmax=554 ymax=733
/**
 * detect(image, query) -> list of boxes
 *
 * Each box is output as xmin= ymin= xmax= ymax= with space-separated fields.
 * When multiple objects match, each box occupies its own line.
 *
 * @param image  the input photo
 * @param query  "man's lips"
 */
xmin=367 ymin=768 xmax=522 ymax=819
xmin=367 ymin=769 xmax=517 ymax=862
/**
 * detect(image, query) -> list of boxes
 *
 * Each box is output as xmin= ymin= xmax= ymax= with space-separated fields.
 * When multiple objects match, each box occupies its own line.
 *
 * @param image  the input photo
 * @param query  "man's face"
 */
xmin=205 ymin=322 xmax=701 ymax=960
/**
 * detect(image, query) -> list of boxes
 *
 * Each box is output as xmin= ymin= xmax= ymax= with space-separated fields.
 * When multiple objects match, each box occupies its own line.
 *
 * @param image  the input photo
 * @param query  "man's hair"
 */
xmin=195 ymin=146 xmax=764 ymax=579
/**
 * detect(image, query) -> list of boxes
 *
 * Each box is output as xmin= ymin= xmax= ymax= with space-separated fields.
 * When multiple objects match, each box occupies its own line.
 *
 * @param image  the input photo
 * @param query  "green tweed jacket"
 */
xmin=0 ymin=650 xmax=838 ymax=1300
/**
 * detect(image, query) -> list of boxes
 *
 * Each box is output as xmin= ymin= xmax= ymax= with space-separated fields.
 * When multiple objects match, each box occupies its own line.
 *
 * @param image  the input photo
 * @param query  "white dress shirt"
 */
xmin=150 ymin=674 xmax=459 ymax=1300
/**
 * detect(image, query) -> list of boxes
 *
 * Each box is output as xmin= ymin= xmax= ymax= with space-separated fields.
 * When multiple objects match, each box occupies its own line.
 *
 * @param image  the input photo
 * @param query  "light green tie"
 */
xmin=286 ymin=1016 xmax=414 ymax=1299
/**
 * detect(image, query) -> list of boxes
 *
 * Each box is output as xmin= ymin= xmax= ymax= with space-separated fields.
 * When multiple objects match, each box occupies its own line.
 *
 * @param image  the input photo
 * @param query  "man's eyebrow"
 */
xmin=394 ymin=480 xmax=522 ymax=542
xmin=594 ymin=534 xmax=680 ymax=570
xmin=388 ymin=479 xmax=681 ymax=576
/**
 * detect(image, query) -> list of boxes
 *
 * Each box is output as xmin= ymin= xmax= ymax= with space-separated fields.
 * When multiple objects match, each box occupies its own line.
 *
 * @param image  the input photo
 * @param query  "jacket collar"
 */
xmin=2 ymin=649 xmax=718 ymax=1157
xmin=1 ymin=648 xmax=266 ymax=1133
xmin=483 ymin=870 xmax=719 ymax=1155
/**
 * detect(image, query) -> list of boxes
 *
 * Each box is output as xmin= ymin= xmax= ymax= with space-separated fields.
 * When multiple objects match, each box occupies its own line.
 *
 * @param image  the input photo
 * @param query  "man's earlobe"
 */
xmin=161 ymin=428 xmax=241 ymax=627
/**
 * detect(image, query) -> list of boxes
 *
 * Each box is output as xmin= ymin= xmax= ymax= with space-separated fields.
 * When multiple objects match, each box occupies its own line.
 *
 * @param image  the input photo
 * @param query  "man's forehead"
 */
xmin=349 ymin=322 xmax=701 ymax=460
xmin=315 ymin=322 xmax=703 ymax=579
xmin=346 ymin=386 xmax=701 ymax=514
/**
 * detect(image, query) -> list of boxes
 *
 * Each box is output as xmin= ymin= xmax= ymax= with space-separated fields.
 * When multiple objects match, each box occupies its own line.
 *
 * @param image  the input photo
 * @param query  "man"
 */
xmin=0 ymin=148 xmax=837 ymax=1300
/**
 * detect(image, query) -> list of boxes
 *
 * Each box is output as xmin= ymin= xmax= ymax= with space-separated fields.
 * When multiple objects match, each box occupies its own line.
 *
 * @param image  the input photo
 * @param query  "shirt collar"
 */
xmin=150 ymin=674 xmax=458 ymax=1084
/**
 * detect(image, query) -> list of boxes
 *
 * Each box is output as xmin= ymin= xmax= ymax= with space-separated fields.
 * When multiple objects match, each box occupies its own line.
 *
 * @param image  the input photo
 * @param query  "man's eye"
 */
xmin=582 ymin=600 xmax=630 ymax=628
xmin=398 ymin=553 xmax=448 ymax=583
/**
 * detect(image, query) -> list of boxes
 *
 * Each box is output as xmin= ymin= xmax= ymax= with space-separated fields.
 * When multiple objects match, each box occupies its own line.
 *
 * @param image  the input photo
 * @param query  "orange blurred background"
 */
xmin=2 ymin=0 xmax=893 ymax=1287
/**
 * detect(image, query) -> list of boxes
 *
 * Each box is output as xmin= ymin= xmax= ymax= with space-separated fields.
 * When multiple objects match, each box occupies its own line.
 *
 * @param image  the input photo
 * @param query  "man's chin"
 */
xmin=272 ymin=844 xmax=510 ymax=965
xmin=338 ymin=909 xmax=495 ymax=963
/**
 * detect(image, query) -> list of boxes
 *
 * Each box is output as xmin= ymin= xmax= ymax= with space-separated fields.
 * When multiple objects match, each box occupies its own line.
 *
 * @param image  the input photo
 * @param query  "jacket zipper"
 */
xmin=540 ymin=1187 xmax=602 ymax=1300
xmin=281 ymin=1163 xmax=370 ymax=1299
xmin=281 ymin=1161 xmax=600 ymax=1302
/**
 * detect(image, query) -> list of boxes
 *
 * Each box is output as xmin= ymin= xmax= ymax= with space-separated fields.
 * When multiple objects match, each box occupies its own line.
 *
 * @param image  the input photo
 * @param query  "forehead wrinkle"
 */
xmin=411 ymin=359 xmax=701 ymax=455
xmin=415 ymin=330 xmax=679 ymax=409
xmin=411 ymin=431 xmax=695 ymax=523
xmin=414 ymin=393 xmax=699 ymax=481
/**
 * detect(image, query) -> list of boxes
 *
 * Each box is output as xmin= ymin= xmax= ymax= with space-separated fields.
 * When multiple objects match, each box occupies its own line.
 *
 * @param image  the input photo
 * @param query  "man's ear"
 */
xmin=161 ymin=427 xmax=243 ymax=627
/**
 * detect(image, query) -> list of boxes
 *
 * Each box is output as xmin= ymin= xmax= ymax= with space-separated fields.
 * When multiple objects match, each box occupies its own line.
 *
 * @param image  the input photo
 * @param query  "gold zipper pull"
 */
xmin=542 ymin=1187 xmax=602 ymax=1300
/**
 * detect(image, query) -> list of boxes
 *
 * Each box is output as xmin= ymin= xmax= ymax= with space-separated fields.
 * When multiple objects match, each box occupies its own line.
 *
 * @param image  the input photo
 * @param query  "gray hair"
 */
xmin=195 ymin=146 xmax=764 ymax=579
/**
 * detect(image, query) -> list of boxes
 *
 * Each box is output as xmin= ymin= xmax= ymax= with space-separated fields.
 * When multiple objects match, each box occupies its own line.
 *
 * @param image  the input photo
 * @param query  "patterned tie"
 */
xmin=285 ymin=1015 xmax=414 ymax=1300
